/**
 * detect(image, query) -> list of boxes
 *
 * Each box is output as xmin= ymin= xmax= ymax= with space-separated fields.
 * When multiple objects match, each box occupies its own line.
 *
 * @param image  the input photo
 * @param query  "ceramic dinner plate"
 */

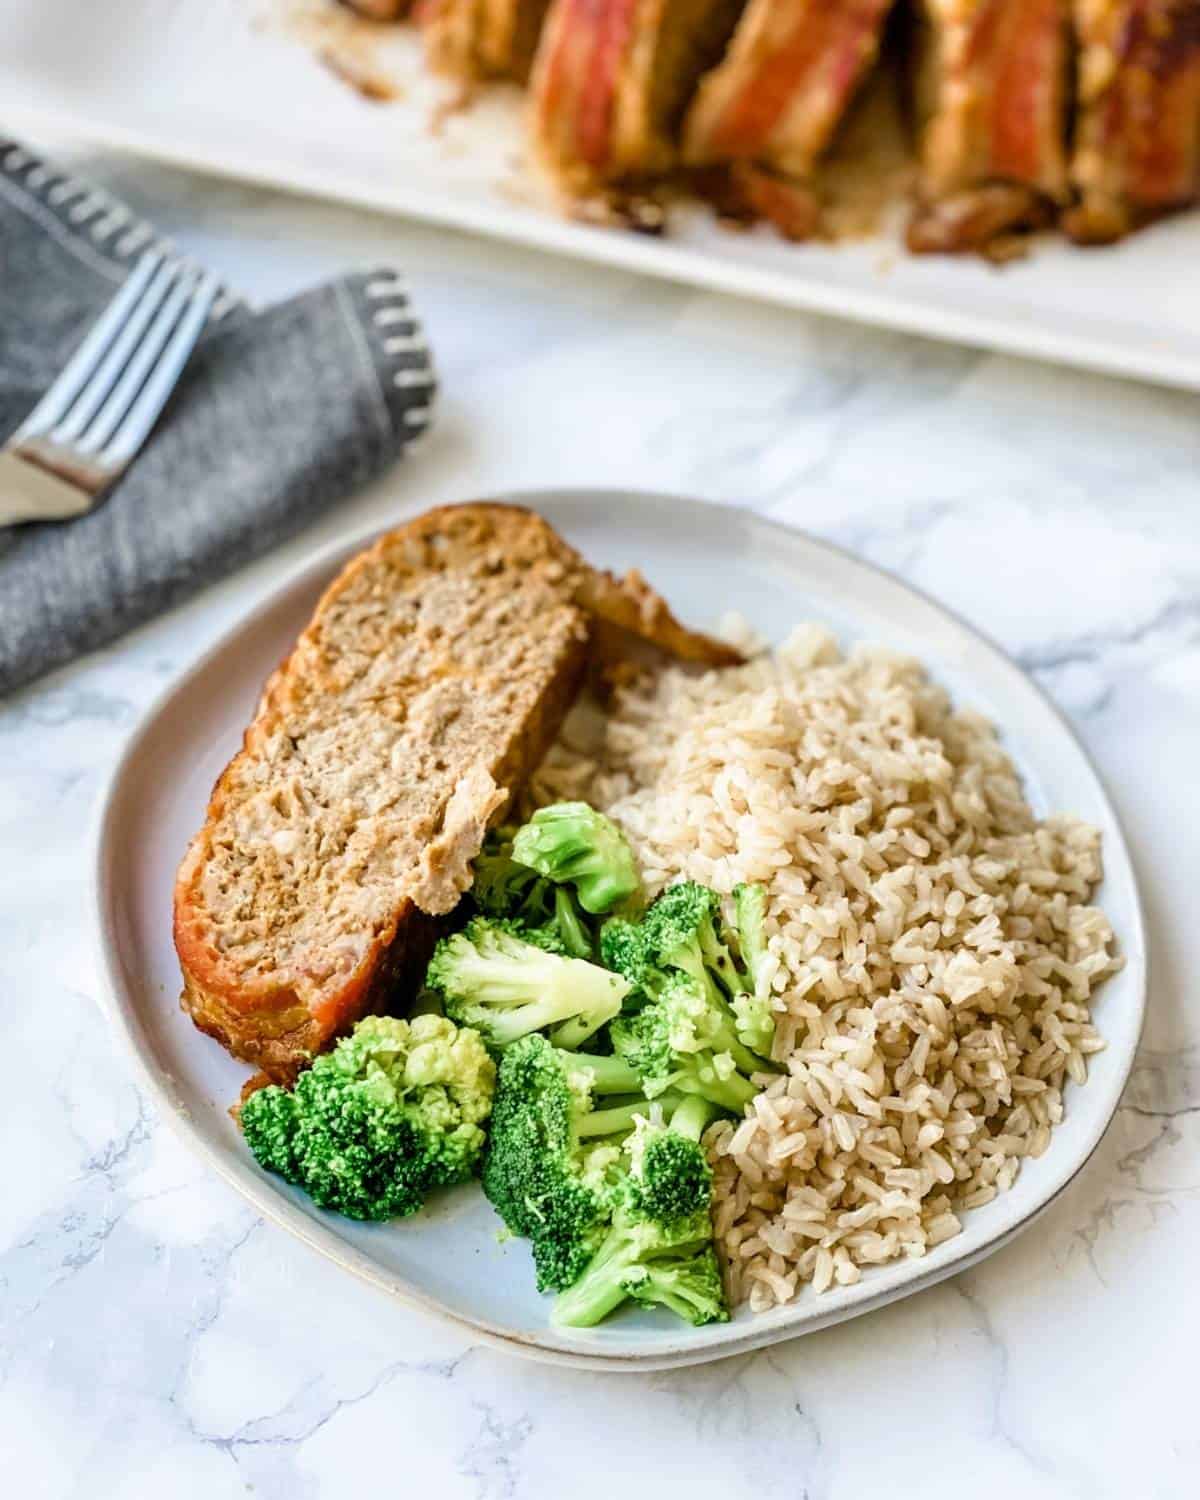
xmin=92 ymin=491 xmax=1146 ymax=1370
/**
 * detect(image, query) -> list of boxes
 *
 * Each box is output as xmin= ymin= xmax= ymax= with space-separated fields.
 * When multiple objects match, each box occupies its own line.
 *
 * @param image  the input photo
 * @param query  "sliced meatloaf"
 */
xmin=174 ymin=504 xmax=738 ymax=1082
xmin=530 ymin=0 xmax=747 ymax=192
xmin=419 ymin=0 xmax=552 ymax=84
xmin=1064 ymin=0 xmax=1200 ymax=242
xmin=907 ymin=0 xmax=1072 ymax=252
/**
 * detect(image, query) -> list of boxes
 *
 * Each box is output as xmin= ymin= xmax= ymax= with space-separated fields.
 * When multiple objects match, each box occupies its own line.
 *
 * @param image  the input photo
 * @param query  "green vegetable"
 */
xmin=481 ymin=1033 xmax=654 ymax=1292
xmin=731 ymin=882 xmax=774 ymax=1055
xmin=511 ymin=802 xmax=641 ymax=916
xmin=239 ymin=1014 xmax=495 ymax=1221
xmin=640 ymin=881 xmax=737 ymax=1006
xmin=610 ymin=971 xmax=765 ymax=1114
xmin=472 ymin=827 xmax=596 ymax=957
xmin=552 ymin=1096 xmax=728 ymax=1328
xmin=598 ymin=916 xmax=651 ymax=997
xmin=471 ymin=826 xmax=549 ymax=922
xmin=633 ymin=881 xmax=777 ymax=1058
xmin=427 ymin=917 xmax=629 ymax=1051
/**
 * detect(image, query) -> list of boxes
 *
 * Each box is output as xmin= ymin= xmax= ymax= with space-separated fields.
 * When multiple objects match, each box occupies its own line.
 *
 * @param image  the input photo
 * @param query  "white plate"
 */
xmin=5 ymin=0 xmax=1200 ymax=391
xmin=92 ymin=491 xmax=1146 ymax=1370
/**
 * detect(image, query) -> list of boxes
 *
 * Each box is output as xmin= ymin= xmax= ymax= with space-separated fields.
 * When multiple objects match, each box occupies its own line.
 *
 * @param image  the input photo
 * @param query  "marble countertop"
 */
xmin=4 ymin=147 xmax=1198 ymax=1500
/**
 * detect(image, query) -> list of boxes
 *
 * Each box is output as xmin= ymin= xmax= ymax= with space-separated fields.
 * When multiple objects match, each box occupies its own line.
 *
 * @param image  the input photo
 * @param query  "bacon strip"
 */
xmin=908 ymin=0 xmax=1071 ymax=252
xmin=530 ymin=0 xmax=747 ymax=192
xmin=683 ymin=0 xmax=894 ymax=181
xmin=1065 ymin=0 xmax=1200 ymax=242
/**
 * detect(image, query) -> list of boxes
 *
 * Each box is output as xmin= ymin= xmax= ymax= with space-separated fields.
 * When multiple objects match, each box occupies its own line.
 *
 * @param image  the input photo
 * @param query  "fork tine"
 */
xmin=50 ymin=259 xmax=181 ymax=445
xmin=14 ymin=251 xmax=163 ymax=440
xmin=73 ymin=269 xmax=202 ymax=457
xmin=99 ymin=274 xmax=220 ymax=470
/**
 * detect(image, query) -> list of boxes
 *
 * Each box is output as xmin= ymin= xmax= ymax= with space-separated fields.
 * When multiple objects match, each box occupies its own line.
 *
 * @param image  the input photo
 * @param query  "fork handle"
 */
xmin=0 ymin=451 xmax=96 ymax=525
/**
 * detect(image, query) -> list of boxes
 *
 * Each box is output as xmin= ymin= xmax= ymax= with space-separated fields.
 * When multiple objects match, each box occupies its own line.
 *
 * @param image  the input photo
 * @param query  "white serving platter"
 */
xmin=92 ymin=490 xmax=1147 ymax=1370
xmin=3 ymin=0 xmax=1200 ymax=391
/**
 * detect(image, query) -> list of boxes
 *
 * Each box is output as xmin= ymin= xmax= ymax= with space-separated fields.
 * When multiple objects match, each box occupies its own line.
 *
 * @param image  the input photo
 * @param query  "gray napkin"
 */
xmin=0 ymin=139 xmax=437 ymax=696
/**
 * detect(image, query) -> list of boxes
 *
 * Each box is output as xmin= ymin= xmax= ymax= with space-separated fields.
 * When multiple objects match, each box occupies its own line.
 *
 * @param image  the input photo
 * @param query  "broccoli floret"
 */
xmin=641 ymin=881 xmax=777 ymax=1057
xmin=481 ymin=1034 xmax=651 ymax=1291
xmin=511 ymin=802 xmax=641 ymax=915
xmin=620 ymin=1247 xmax=727 ymax=1327
xmin=239 ymin=1014 xmax=495 ymax=1221
xmin=427 ymin=917 xmax=630 ymax=1051
xmin=239 ymin=1082 xmax=299 ymax=1179
xmin=623 ymin=1094 xmax=716 ymax=1219
xmin=610 ymin=971 xmax=768 ymax=1114
xmin=551 ymin=1099 xmax=727 ymax=1329
xmin=731 ymin=882 xmax=775 ymax=1055
xmin=598 ymin=916 xmax=652 ymax=996
xmin=641 ymin=882 xmax=734 ymax=1005
xmin=471 ymin=827 xmax=552 ymax=923
xmin=471 ymin=828 xmax=596 ymax=957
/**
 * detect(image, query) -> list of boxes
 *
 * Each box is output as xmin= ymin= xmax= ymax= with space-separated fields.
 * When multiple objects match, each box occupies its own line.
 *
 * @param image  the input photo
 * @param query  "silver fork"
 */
xmin=0 ymin=251 xmax=220 ymax=526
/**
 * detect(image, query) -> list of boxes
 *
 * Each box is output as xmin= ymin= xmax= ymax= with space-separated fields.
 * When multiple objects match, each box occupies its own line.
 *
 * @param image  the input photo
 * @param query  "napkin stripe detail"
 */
xmin=355 ymin=264 xmax=437 ymax=442
xmin=0 ymin=140 xmax=241 ymax=321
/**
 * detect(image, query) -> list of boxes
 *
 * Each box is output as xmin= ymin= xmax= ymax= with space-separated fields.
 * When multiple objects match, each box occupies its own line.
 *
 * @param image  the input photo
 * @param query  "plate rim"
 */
xmin=6 ymin=89 xmax=1200 ymax=395
xmin=89 ymin=488 xmax=1148 ymax=1371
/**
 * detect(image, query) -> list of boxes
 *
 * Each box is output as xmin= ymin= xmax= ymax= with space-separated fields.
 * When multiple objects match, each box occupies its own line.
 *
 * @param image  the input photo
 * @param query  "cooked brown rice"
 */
xmin=532 ymin=622 xmax=1120 ymax=1312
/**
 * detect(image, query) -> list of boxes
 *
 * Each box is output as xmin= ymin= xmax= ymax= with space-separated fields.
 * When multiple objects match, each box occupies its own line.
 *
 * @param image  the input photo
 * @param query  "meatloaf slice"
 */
xmin=174 ymin=504 xmax=737 ymax=1082
xmin=530 ymin=0 xmax=747 ymax=193
xmin=907 ymin=0 xmax=1072 ymax=252
xmin=419 ymin=0 xmax=552 ymax=84
xmin=1064 ymin=0 xmax=1200 ymax=242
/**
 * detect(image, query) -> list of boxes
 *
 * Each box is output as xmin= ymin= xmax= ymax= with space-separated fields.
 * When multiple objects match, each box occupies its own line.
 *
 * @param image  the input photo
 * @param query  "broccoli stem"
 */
xmin=554 ymin=888 xmax=593 ymax=959
xmin=550 ymin=1006 xmax=616 ymax=1051
xmin=563 ymin=1052 xmax=642 ymax=1095
xmin=578 ymin=1091 xmax=686 ymax=1139
xmin=676 ymin=1068 xmax=757 ymax=1115
xmin=550 ymin=1226 xmax=638 ymax=1326
xmin=668 ymin=1093 xmax=717 ymax=1142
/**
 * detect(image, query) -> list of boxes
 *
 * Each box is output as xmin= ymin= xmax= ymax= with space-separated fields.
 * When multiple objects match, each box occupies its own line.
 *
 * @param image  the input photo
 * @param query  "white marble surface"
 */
xmin=4 ymin=147 xmax=1198 ymax=1499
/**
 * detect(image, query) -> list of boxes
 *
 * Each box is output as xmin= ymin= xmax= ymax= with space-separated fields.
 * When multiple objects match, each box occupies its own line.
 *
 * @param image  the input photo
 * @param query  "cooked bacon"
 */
xmin=530 ymin=0 xmax=747 ymax=192
xmin=908 ymin=0 xmax=1071 ymax=252
xmin=1065 ymin=0 xmax=1200 ymax=241
xmin=683 ymin=0 xmax=894 ymax=182
xmin=418 ymin=0 xmax=552 ymax=83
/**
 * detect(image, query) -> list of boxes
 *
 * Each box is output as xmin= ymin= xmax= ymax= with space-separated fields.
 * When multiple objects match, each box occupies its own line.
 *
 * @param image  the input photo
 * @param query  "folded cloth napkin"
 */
xmin=0 ymin=139 xmax=437 ymax=696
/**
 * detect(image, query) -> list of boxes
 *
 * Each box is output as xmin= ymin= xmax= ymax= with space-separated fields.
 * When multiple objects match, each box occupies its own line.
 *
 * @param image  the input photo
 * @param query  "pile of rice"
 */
xmin=533 ymin=624 xmax=1120 ymax=1312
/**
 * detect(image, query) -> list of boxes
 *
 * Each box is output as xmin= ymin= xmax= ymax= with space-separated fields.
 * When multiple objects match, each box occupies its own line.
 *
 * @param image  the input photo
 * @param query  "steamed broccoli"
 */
xmin=472 ymin=826 xmax=548 ymax=921
xmin=731 ymin=882 xmax=775 ymax=1055
xmin=610 ymin=970 xmax=766 ymax=1114
xmin=481 ymin=1033 xmax=660 ymax=1291
xmin=639 ymin=881 xmax=776 ymax=1057
xmin=511 ymin=802 xmax=641 ymax=916
xmin=239 ymin=1014 xmax=495 ymax=1221
xmin=471 ymin=828 xmax=594 ymax=958
xmin=598 ymin=916 xmax=651 ymax=996
xmin=427 ymin=917 xmax=631 ymax=1051
xmin=551 ymin=1095 xmax=728 ymax=1328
